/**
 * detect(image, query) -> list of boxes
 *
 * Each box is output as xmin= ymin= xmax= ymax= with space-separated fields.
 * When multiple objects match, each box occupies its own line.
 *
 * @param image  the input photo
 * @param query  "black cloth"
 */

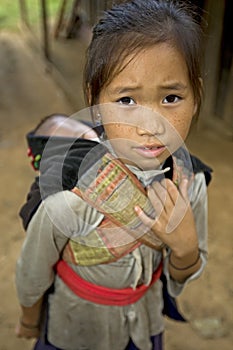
xmin=19 ymin=178 xmax=41 ymax=230
xmin=19 ymin=138 xmax=107 ymax=229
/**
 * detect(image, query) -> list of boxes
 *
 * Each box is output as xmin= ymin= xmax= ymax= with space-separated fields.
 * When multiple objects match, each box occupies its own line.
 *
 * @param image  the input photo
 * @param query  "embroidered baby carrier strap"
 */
xmin=74 ymin=151 xmax=158 ymax=241
xmin=62 ymin=218 xmax=141 ymax=266
xmin=76 ymin=151 xmax=164 ymax=247
xmin=62 ymin=151 xmax=163 ymax=266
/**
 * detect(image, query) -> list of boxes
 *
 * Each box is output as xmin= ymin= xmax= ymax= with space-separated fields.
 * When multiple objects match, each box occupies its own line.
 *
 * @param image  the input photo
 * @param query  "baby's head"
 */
xmin=27 ymin=113 xmax=98 ymax=171
xmin=34 ymin=113 xmax=98 ymax=140
xmin=84 ymin=0 xmax=203 ymax=115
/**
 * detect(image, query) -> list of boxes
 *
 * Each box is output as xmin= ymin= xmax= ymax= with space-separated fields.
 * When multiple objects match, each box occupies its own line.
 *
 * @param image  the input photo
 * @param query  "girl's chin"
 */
xmin=113 ymin=149 xmax=171 ymax=170
xmin=118 ymin=157 xmax=163 ymax=171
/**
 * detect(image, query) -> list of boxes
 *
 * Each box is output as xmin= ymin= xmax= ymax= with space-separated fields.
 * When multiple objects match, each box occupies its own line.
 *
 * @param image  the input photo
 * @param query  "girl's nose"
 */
xmin=135 ymin=107 xmax=166 ymax=136
xmin=136 ymin=121 xmax=165 ymax=136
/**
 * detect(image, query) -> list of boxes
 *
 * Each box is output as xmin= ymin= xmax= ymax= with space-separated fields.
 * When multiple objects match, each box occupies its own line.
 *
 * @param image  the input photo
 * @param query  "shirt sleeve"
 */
xmin=15 ymin=190 xmax=104 ymax=307
xmin=163 ymin=172 xmax=208 ymax=296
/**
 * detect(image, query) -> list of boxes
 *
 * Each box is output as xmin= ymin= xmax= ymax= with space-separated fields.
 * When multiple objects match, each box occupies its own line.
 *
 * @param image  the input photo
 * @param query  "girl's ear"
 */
xmin=193 ymin=77 xmax=203 ymax=117
xmin=86 ymin=85 xmax=92 ymax=105
xmin=92 ymin=105 xmax=102 ymax=126
xmin=193 ymin=101 xmax=198 ymax=117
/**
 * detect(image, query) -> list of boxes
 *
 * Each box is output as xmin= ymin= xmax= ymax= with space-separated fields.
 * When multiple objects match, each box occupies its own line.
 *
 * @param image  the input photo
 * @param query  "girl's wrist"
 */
xmin=169 ymin=249 xmax=200 ymax=271
xmin=20 ymin=317 xmax=40 ymax=329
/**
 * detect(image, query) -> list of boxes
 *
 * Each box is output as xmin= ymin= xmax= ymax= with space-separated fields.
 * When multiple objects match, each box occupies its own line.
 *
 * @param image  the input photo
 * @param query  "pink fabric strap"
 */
xmin=56 ymin=260 xmax=163 ymax=306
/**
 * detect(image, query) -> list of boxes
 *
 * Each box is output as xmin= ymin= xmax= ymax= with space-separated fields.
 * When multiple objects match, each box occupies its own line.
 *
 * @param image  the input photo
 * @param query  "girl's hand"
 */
xmin=16 ymin=298 xmax=43 ymax=339
xmin=135 ymin=177 xmax=199 ymax=258
xmin=15 ymin=318 xmax=40 ymax=339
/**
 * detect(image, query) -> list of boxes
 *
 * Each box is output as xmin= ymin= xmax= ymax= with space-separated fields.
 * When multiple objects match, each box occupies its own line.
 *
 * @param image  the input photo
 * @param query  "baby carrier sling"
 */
xmin=19 ymin=136 xmax=212 ymax=320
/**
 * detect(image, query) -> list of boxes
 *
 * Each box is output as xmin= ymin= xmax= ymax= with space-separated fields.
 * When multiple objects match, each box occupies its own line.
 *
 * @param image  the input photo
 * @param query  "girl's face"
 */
xmin=98 ymin=43 xmax=197 ymax=170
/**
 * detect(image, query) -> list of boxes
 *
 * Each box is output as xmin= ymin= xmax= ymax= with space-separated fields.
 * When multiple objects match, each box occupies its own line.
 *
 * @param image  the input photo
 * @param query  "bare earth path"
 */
xmin=0 ymin=31 xmax=232 ymax=350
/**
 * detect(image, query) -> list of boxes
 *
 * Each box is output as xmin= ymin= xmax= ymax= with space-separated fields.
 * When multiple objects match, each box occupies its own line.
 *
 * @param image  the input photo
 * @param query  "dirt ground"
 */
xmin=0 ymin=31 xmax=232 ymax=350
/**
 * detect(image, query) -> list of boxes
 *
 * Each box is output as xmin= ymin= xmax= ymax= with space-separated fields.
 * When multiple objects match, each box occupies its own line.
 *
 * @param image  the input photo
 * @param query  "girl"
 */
xmin=15 ymin=1 xmax=211 ymax=349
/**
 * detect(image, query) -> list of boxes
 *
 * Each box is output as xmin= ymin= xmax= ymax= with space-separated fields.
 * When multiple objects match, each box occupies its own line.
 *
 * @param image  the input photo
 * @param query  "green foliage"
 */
xmin=0 ymin=0 xmax=60 ymax=32
xmin=0 ymin=0 xmax=20 ymax=31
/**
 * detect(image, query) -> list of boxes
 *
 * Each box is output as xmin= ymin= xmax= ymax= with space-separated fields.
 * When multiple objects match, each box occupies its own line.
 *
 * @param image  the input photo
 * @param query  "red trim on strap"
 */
xmin=55 ymin=260 xmax=163 ymax=306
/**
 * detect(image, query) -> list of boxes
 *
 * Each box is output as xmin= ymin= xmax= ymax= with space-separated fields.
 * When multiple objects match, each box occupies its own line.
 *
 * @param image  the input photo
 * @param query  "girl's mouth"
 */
xmin=133 ymin=145 xmax=166 ymax=158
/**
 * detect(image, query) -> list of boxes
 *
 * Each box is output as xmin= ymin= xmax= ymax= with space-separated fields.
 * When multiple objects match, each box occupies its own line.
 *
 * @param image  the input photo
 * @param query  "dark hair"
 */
xmin=84 ymin=0 xmax=204 ymax=115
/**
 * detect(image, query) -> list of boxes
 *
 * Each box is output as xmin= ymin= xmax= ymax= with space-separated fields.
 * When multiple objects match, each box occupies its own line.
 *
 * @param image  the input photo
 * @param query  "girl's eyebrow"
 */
xmin=159 ymin=82 xmax=188 ymax=91
xmin=108 ymin=82 xmax=188 ymax=96
xmin=108 ymin=85 xmax=142 ymax=95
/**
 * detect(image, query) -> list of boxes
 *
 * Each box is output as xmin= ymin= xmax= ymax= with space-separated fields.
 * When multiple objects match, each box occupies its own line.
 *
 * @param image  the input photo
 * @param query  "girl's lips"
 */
xmin=133 ymin=145 xmax=166 ymax=158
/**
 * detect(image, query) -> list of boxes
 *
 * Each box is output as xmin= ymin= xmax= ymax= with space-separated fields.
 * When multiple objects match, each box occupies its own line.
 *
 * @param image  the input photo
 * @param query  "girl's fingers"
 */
xmin=147 ymin=183 xmax=165 ymax=217
xmin=151 ymin=179 xmax=179 ymax=215
xmin=146 ymin=179 xmax=179 ymax=218
xmin=166 ymin=178 xmax=190 ymax=233
xmin=150 ymin=181 xmax=166 ymax=204
xmin=178 ymin=177 xmax=189 ymax=200
xmin=134 ymin=205 xmax=154 ymax=229
xmin=134 ymin=206 xmax=164 ymax=247
xmin=164 ymin=179 xmax=180 ymax=205
xmin=135 ymin=178 xmax=189 ymax=233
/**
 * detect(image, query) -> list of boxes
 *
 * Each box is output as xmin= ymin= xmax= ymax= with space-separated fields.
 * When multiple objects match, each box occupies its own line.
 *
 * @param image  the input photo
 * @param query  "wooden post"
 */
xmin=223 ymin=59 xmax=233 ymax=129
xmin=201 ymin=0 xmax=225 ymax=120
xmin=41 ymin=0 xmax=50 ymax=60
xmin=54 ymin=0 xmax=68 ymax=39
xmin=18 ymin=0 xmax=30 ymax=28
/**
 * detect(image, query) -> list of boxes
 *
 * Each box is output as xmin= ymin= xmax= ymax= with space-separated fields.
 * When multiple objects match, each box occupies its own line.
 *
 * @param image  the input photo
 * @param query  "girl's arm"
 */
xmin=15 ymin=192 xmax=71 ymax=340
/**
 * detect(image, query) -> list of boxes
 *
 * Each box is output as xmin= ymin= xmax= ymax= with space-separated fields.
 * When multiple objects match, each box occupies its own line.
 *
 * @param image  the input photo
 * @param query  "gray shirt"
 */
xmin=16 ymin=172 xmax=208 ymax=350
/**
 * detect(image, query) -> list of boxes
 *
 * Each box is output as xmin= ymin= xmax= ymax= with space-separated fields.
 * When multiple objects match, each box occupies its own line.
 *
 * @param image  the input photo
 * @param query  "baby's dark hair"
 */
xmin=84 ymin=0 xmax=204 ymax=115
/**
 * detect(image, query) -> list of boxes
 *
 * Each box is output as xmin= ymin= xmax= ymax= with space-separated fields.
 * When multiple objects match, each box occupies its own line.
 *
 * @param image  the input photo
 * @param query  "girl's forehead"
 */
xmin=114 ymin=43 xmax=180 ymax=70
xmin=109 ymin=44 xmax=189 ymax=86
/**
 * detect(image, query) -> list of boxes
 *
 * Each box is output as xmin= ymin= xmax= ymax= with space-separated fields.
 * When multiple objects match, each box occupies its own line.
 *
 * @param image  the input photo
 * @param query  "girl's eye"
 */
xmin=117 ymin=97 xmax=136 ymax=105
xmin=163 ymin=95 xmax=181 ymax=104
